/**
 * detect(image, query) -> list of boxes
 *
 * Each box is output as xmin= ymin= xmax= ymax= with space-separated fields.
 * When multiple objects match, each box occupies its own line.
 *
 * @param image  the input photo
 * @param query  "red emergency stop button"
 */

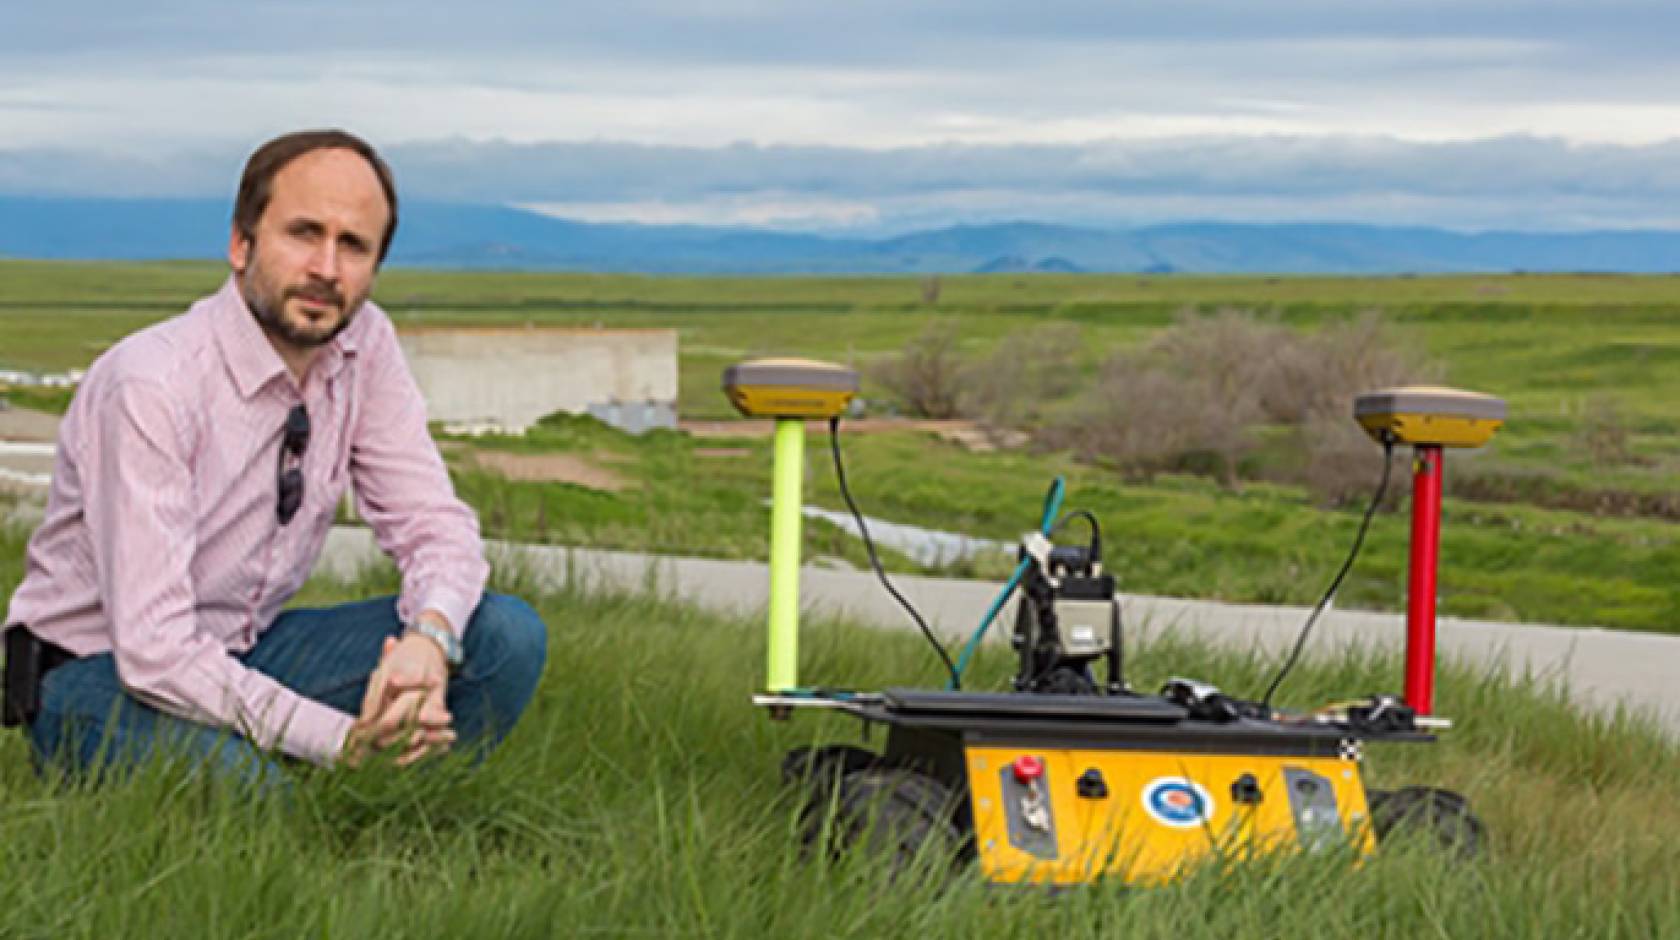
xmin=1012 ymin=754 xmax=1045 ymax=783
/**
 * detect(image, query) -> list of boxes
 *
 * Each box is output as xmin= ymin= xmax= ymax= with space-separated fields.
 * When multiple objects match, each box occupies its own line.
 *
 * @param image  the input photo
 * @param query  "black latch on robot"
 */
xmin=1231 ymin=772 xmax=1263 ymax=805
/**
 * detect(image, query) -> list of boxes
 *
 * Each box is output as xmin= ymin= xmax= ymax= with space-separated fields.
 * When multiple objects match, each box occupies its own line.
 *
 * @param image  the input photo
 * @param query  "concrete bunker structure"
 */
xmin=397 ymin=326 xmax=679 ymax=435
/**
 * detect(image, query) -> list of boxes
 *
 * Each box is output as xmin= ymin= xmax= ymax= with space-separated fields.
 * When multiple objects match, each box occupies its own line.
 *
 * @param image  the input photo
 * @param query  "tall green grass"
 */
xmin=0 ymin=531 xmax=1676 ymax=937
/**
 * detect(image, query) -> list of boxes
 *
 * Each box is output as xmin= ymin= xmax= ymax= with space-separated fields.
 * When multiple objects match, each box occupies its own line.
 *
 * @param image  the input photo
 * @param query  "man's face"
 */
xmin=228 ymin=147 xmax=390 ymax=353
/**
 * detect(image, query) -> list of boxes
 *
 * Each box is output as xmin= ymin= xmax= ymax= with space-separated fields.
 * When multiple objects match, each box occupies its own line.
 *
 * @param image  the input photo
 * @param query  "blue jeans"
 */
xmin=26 ymin=594 xmax=548 ymax=789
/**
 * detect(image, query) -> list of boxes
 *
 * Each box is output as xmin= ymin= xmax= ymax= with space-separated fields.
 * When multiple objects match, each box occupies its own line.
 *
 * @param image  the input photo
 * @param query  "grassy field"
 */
xmin=8 ymin=259 xmax=1680 ymax=420
xmin=5 ymin=260 xmax=1680 ymax=633
xmin=447 ymin=414 xmax=1680 ymax=632
xmin=0 ymin=518 xmax=1676 ymax=938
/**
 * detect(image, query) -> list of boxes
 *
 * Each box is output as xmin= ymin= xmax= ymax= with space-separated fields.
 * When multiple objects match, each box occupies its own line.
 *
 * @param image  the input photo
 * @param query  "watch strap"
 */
xmin=405 ymin=620 xmax=464 ymax=668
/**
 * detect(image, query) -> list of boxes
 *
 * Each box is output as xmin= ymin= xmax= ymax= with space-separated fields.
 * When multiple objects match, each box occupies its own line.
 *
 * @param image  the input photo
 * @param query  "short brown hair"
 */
xmin=233 ymin=129 xmax=399 ymax=263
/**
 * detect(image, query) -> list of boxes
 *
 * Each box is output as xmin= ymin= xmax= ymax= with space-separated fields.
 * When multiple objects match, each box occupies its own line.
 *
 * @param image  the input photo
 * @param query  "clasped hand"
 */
xmin=343 ymin=630 xmax=455 ymax=767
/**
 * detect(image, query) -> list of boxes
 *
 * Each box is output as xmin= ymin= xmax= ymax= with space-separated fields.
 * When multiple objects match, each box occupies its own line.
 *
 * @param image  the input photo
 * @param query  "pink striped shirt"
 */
xmin=5 ymin=277 xmax=488 ymax=765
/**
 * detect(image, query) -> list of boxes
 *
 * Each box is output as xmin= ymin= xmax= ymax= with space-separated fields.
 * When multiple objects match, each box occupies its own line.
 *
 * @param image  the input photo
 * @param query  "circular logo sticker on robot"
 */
xmin=1142 ymin=778 xmax=1214 ymax=828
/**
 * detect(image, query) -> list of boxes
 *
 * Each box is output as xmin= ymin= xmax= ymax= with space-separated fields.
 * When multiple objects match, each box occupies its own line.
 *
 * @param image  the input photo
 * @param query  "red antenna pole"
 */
xmin=1404 ymin=445 xmax=1444 ymax=714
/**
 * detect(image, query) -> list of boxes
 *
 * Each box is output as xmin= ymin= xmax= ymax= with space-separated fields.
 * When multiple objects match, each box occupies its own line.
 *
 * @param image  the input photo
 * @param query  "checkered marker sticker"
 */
xmin=1338 ymin=739 xmax=1364 ymax=762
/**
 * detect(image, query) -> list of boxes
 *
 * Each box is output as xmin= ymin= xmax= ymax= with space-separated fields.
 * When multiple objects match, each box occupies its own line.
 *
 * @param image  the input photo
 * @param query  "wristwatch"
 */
xmin=404 ymin=619 xmax=464 ymax=669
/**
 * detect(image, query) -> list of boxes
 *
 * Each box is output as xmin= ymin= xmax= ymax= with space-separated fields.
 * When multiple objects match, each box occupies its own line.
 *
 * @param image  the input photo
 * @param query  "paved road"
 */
xmin=316 ymin=527 xmax=1680 ymax=738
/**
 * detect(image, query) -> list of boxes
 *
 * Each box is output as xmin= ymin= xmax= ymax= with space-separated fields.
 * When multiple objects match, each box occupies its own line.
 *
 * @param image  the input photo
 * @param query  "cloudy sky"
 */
xmin=4 ymin=1 xmax=1680 ymax=233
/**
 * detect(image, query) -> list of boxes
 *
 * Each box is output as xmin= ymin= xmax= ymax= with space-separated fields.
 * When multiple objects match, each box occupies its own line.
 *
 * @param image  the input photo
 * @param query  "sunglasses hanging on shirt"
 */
xmin=276 ymin=404 xmax=311 ymax=524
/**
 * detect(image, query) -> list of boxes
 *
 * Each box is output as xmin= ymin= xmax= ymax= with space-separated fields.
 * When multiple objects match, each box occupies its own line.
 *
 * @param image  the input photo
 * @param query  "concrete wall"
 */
xmin=397 ymin=328 xmax=678 ymax=434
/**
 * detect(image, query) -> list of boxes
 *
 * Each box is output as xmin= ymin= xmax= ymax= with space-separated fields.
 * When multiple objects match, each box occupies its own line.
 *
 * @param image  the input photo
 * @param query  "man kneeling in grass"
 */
xmin=2 ymin=129 xmax=547 ymax=786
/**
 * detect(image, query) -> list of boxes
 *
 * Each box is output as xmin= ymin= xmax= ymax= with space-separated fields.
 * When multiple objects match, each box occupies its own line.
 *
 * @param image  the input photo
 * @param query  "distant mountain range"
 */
xmin=4 ymin=196 xmax=1680 ymax=274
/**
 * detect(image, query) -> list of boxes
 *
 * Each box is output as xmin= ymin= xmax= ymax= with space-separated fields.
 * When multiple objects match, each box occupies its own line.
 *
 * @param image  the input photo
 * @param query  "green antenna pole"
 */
xmin=767 ymin=417 xmax=805 ymax=691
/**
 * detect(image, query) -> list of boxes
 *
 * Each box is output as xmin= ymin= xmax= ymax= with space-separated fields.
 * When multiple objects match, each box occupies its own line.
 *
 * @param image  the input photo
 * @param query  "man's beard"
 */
xmin=239 ymin=245 xmax=363 ymax=349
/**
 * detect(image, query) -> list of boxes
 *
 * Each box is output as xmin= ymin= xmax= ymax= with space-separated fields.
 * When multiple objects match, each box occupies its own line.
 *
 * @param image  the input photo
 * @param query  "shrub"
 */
xmin=1042 ymin=308 xmax=1436 ymax=495
xmin=1041 ymin=309 xmax=1285 ymax=486
xmin=957 ymin=323 xmax=1085 ymax=441
xmin=918 ymin=275 xmax=942 ymax=305
xmin=1261 ymin=310 xmax=1430 ymax=425
xmin=869 ymin=320 xmax=966 ymax=418
xmin=1292 ymin=312 xmax=1439 ymax=504
xmin=1299 ymin=409 xmax=1403 ymax=508
xmin=1039 ymin=356 xmax=1199 ymax=479
xmin=1572 ymin=394 xmax=1640 ymax=468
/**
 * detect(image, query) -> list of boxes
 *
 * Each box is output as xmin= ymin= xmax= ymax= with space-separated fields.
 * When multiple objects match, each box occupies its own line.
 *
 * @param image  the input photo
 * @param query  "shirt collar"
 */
xmin=211 ymin=277 xmax=289 ymax=400
xmin=211 ymin=276 xmax=364 ymax=399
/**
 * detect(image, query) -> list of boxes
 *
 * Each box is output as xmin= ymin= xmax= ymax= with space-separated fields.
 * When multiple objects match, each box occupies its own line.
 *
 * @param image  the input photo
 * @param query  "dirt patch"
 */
xmin=928 ymin=423 xmax=1026 ymax=452
xmin=465 ymin=449 xmax=633 ymax=492
xmin=695 ymin=447 xmax=751 ymax=459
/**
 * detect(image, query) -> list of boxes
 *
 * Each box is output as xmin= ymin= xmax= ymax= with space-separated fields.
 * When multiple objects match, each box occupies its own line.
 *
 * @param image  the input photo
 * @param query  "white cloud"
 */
xmin=10 ymin=133 xmax=1680 ymax=231
xmin=0 ymin=22 xmax=1677 ymax=150
xmin=518 ymin=196 xmax=879 ymax=230
xmin=4 ymin=2 xmax=1680 ymax=230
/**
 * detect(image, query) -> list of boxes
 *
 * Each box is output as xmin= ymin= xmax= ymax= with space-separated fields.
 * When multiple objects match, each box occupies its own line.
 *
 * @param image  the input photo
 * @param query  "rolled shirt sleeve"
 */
xmin=87 ymin=378 xmax=354 ymax=765
xmin=348 ymin=313 xmax=488 ymax=639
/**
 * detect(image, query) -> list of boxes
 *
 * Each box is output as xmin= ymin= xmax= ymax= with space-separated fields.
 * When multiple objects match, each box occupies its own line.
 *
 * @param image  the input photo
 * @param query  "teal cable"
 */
xmin=1040 ymin=477 xmax=1067 ymax=534
xmin=948 ymin=477 xmax=1066 ymax=688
